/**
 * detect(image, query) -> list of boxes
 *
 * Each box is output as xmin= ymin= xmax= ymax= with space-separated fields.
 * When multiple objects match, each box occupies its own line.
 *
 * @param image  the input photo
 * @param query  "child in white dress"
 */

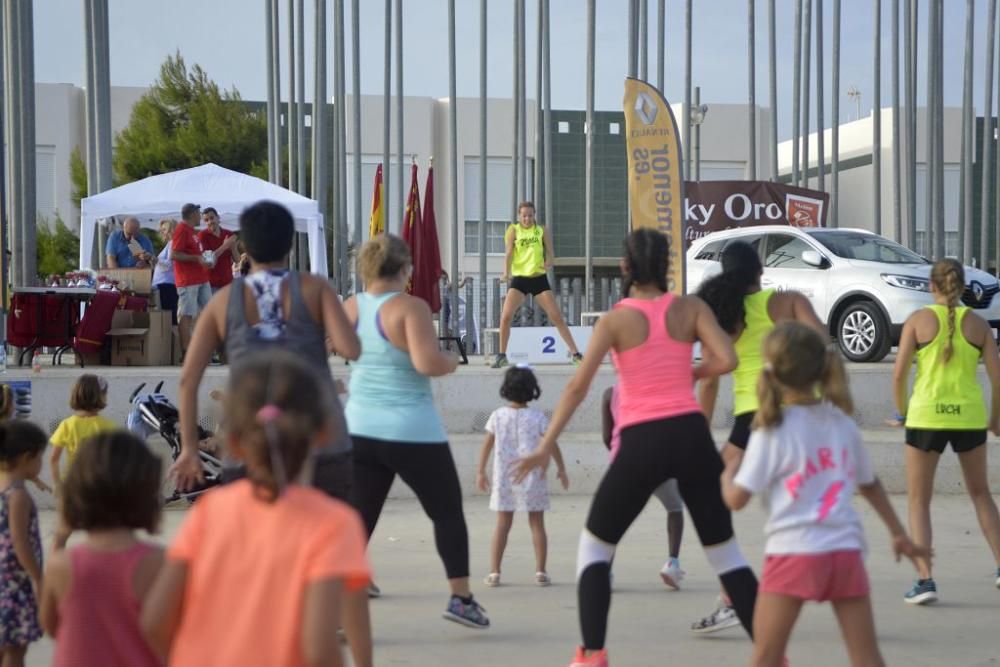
xmin=477 ymin=365 xmax=568 ymax=587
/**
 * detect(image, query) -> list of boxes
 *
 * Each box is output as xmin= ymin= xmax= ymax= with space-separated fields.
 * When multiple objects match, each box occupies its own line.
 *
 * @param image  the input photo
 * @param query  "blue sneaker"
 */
xmin=904 ymin=579 xmax=938 ymax=605
xmin=442 ymin=594 xmax=490 ymax=629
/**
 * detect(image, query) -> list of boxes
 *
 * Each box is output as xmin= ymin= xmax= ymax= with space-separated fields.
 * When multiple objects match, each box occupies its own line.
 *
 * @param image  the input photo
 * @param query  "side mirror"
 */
xmin=801 ymin=250 xmax=826 ymax=268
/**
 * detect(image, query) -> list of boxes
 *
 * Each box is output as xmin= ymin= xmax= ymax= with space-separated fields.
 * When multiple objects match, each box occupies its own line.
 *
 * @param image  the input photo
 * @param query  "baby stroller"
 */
xmin=127 ymin=382 xmax=223 ymax=503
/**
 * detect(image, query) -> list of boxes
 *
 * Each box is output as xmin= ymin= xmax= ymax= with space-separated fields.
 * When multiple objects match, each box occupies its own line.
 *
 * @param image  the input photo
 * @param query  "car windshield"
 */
xmin=809 ymin=231 xmax=928 ymax=264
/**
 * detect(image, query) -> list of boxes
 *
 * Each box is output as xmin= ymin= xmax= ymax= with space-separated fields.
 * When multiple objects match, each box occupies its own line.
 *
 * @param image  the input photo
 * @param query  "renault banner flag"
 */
xmin=623 ymin=78 xmax=686 ymax=295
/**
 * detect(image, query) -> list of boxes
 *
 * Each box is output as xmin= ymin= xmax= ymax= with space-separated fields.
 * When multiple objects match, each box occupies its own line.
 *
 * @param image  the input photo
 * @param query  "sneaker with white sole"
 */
xmin=904 ymin=579 xmax=938 ymax=605
xmin=491 ymin=353 xmax=509 ymax=369
xmin=659 ymin=557 xmax=685 ymax=590
xmin=442 ymin=594 xmax=490 ymax=629
xmin=690 ymin=596 xmax=740 ymax=634
xmin=367 ymin=582 xmax=381 ymax=599
xmin=566 ymin=647 xmax=608 ymax=667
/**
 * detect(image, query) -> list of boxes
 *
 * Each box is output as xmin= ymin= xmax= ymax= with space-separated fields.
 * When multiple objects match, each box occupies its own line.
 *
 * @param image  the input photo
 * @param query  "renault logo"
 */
xmin=635 ymin=91 xmax=658 ymax=126
xmin=971 ymin=281 xmax=984 ymax=301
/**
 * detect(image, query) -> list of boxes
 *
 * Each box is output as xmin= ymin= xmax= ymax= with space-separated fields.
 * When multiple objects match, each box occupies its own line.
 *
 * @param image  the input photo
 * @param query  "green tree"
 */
xmin=36 ymin=216 xmax=81 ymax=278
xmin=113 ymin=52 xmax=268 ymax=184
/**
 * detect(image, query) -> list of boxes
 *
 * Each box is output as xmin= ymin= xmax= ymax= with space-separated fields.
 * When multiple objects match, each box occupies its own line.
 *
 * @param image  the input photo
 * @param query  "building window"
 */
xmin=609 ymin=122 xmax=620 ymax=135
xmin=558 ymin=121 xmax=570 ymax=133
xmin=464 ymin=220 xmax=508 ymax=255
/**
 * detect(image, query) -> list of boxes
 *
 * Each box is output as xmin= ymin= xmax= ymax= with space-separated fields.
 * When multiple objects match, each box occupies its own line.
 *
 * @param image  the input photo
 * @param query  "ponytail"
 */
xmin=697 ymin=240 xmax=762 ymax=334
xmin=930 ymin=258 xmax=965 ymax=364
xmin=820 ymin=346 xmax=854 ymax=416
xmin=753 ymin=366 xmax=785 ymax=429
xmin=944 ymin=304 xmax=956 ymax=364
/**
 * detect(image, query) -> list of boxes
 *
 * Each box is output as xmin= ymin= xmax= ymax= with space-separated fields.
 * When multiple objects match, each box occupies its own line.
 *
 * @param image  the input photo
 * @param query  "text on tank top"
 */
xmin=906 ymin=305 xmax=987 ymax=430
xmin=732 ymin=289 xmax=776 ymax=416
xmin=610 ymin=293 xmax=702 ymax=430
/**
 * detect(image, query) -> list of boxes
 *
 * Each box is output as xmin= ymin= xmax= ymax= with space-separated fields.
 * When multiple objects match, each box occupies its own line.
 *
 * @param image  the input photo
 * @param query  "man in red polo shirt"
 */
xmin=198 ymin=207 xmax=238 ymax=294
xmin=172 ymin=203 xmax=212 ymax=359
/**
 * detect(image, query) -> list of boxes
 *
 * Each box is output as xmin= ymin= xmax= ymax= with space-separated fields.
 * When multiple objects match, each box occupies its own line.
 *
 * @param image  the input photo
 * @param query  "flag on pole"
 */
xmin=402 ymin=162 xmax=422 ymax=294
xmin=368 ymin=164 xmax=385 ymax=239
xmin=411 ymin=164 xmax=443 ymax=313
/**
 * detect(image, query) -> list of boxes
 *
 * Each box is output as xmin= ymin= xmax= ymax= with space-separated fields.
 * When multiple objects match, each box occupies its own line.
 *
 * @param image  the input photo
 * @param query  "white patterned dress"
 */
xmin=486 ymin=406 xmax=550 ymax=512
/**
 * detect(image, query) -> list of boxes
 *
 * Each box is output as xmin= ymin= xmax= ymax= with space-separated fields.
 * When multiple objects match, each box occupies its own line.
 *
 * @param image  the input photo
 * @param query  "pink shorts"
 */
xmin=760 ymin=550 xmax=870 ymax=601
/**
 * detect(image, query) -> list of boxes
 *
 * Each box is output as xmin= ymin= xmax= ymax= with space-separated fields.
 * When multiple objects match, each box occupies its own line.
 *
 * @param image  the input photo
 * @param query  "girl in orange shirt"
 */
xmin=142 ymin=351 xmax=372 ymax=667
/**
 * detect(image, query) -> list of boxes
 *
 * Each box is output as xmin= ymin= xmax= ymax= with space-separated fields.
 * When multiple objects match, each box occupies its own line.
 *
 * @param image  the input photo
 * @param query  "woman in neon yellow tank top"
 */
xmin=892 ymin=258 xmax=1000 ymax=605
xmin=491 ymin=202 xmax=582 ymax=368
xmin=693 ymin=240 xmax=827 ymax=635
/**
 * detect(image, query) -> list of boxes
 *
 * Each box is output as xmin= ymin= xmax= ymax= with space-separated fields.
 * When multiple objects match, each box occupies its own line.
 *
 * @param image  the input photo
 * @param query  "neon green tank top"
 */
xmin=732 ymin=289 xmax=776 ymax=416
xmin=906 ymin=305 xmax=986 ymax=430
xmin=509 ymin=223 xmax=546 ymax=277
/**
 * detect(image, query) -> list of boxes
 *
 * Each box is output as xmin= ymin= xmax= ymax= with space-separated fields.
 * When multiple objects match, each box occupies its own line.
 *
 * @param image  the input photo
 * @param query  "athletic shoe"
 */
xmin=484 ymin=572 xmax=501 ymax=587
xmin=571 ymin=353 xmax=584 ymax=366
xmin=659 ymin=557 xmax=685 ymax=590
xmin=367 ymin=582 xmax=382 ymax=599
xmin=491 ymin=353 xmax=509 ymax=369
xmin=690 ymin=596 xmax=740 ymax=634
xmin=442 ymin=594 xmax=490 ymax=629
xmin=566 ymin=647 xmax=609 ymax=667
xmin=904 ymin=579 xmax=938 ymax=605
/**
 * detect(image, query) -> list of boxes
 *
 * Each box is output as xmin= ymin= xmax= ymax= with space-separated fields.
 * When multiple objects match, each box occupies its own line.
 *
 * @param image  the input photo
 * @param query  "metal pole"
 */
xmin=903 ymin=0 xmax=915 ymax=247
xmin=961 ymin=0 xmax=975 ymax=261
xmin=657 ymin=0 xmax=665 ymax=91
xmin=978 ymin=0 xmax=994 ymax=268
xmin=924 ymin=0 xmax=936 ymax=256
xmin=449 ymin=0 xmax=459 ymax=332
xmin=383 ymin=0 xmax=391 ymax=233
xmin=296 ymin=0 xmax=306 ymax=195
xmin=585 ymin=0 xmax=595 ymax=311
xmin=908 ymin=0 xmax=918 ymax=250
xmin=8 ymin=0 xmax=35 ymax=284
xmin=287 ymin=0 xmax=297 ymax=194
xmin=816 ymin=0 xmax=824 ymax=191
xmin=395 ymin=0 xmax=403 ymax=231
xmin=271 ymin=0 xmax=282 ymax=184
xmin=480 ymin=0 xmax=488 ymax=355
xmin=543 ymin=0 xmax=554 ymax=270
xmin=873 ymin=0 xmax=882 ymax=237
xmin=628 ymin=0 xmax=638 ymax=78
xmin=518 ymin=0 xmax=527 ymax=201
xmin=511 ymin=0 xmax=520 ymax=217
xmin=535 ymin=0 xmax=543 ymax=214
xmin=266 ymin=0 xmax=277 ymax=183
xmin=93 ymin=0 xmax=111 ymax=194
xmin=352 ymin=0 xmax=362 ymax=256
xmin=0 ymin=1 xmax=6 ymax=315
xmin=802 ymin=0 xmax=812 ymax=189
xmin=684 ymin=0 xmax=692 ymax=178
xmin=792 ymin=0 xmax=802 ymax=185
xmin=312 ymin=0 xmax=328 ymax=250
xmin=83 ymin=0 xmax=97 ymax=194
xmin=933 ymin=0 xmax=943 ymax=259
xmin=695 ymin=86 xmax=702 ymax=180
xmin=639 ymin=0 xmax=648 ymax=81
xmin=893 ymin=0 xmax=903 ymax=244
xmin=831 ymin=0 xmax=840 ymax=225
xmin=748 ymin=0 xmax=756 ymax=181
xmin=769 ymin=0 xmax=778 ymax=180
xmin=331 ymin=0 xmax=341 ymax=280
xmin=336 ymin=0 xmax=349 ymax=286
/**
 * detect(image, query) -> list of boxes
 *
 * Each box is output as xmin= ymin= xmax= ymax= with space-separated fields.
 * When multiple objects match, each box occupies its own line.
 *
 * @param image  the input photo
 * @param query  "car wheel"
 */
xmin=837 ymin=301 xmax=891 ymax=363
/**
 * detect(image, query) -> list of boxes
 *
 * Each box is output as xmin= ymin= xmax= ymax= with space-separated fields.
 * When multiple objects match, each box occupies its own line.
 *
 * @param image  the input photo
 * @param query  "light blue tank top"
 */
xmin=345 ymin=292 xmax=448 ymax=443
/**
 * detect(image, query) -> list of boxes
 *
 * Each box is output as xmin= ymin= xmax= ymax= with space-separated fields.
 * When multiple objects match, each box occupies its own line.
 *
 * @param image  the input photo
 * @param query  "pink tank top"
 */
xmin=610 ymin=293 xmax=701 ymax=430
xmin=52 ymin=542 xmax=161 ymax=667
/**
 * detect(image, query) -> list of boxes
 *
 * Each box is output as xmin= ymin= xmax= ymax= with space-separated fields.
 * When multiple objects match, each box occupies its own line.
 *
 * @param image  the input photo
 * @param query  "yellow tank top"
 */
xmin=732 ymin=289 xmax=776 ymax=416
xmin=906 ymin=305 xmax=986 ymax=430
xmin=509 ymin=223 xmax=546 ymax=277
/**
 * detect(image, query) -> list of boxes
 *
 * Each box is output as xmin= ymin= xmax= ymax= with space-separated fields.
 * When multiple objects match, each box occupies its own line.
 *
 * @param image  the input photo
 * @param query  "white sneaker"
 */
xmin=690 ymin=596 xmax=740 ymax=635
xmin=659 ymin=557 xmax=685 ymax=590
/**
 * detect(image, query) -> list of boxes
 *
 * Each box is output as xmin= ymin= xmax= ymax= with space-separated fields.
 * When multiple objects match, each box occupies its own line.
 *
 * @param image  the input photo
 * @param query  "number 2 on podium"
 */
xmin=541 ymin=336 xmax=556 ymax=353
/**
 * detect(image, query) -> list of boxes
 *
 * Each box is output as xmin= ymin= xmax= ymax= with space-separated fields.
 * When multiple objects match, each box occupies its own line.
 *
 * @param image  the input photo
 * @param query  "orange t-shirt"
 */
xmin=166 ymin=480 xmax=370 ymax=667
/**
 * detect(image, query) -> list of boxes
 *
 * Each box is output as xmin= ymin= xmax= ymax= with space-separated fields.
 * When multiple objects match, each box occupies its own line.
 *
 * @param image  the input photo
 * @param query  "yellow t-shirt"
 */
xmin=51 ymin=414 xmax=118 ymax=464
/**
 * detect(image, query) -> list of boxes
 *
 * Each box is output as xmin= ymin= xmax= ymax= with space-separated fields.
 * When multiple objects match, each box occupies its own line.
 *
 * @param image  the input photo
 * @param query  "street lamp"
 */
xmin=691 ymin=85 xmax=709 ymax=180
xmin=847 ymin=85 xmax=862 ymax=121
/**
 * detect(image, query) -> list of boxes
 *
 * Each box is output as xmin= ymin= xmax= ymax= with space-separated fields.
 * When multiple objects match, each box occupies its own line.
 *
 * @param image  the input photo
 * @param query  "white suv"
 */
xmin=686 ymin=226 xmax=1000 ymax=362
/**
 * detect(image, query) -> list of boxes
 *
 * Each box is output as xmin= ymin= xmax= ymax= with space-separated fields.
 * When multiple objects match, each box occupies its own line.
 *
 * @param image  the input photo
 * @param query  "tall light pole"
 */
xmin=684 ymin=0 xmax=692 ymax=178
xmin=395 ymin=0 xmax=404 ymax=231
xmin=479 ymin=0 xmax=488 ymax=352
xmin=768 ymin=0 xmax=778 ymax=180
xmin=816 ymin=0 xmax=824 ymax=191
xmin=892 ymin=0 xmax=903 ymax=244
xmin=831 ymin=0 xmax=841 ymax=225
xmin=802 ymin=0 xmax=812 ymax=189
xmin=383 ymin=0 xmax=391 ymax=232
xmin=748 ymin=0 xmax=756 ymax=181
xmin=792 ymin=0 xmax=802 ymax=185
xmin=960 ymin=0 xmax=974 ymax=262
xmin=448 ymin=0 xmax=459 ymax=330
xmin=873 ymin=0 xmax=882 ymax=237
xmin=585 ymin=0 xmax=595 ymax=311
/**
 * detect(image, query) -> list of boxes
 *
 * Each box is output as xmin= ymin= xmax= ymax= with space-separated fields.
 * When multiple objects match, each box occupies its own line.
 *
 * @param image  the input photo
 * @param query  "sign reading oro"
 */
xmin=623 ymin=78 xmax=686 ymax=295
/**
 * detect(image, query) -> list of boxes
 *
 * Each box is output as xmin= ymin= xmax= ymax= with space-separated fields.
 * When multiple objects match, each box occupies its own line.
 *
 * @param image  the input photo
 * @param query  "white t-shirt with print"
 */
xmin=734 ymin=403 xmax=876 ymax=555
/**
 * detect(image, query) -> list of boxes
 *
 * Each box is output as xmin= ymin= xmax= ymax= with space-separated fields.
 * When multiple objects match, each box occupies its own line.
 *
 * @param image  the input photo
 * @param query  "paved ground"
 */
xmin=23 ymin=493 xmax=1000 ymax=666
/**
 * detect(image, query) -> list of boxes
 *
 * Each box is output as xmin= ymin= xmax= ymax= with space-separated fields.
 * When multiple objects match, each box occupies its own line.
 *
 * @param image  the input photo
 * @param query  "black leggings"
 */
xmin=351 ymin=435 xmax=470 ymax=580
xmin=578 ymin=413 xmax=758 ymax=650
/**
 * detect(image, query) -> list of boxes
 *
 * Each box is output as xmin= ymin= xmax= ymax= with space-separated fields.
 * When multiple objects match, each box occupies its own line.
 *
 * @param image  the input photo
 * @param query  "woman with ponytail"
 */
xmin=892 ymin=258 xmax=1000 ymax=605
xmin=692 ymin=240 xmax=827 ymax=634
xmin=513 ymin=229 xmax=758 ymax=667
xmin=723 ymin=322 xmax=925 ymax=667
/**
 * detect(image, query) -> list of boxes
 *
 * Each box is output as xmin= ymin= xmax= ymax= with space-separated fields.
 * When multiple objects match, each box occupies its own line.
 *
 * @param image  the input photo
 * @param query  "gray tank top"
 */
xmin=225 ymin=273 xmax=350 ymax=453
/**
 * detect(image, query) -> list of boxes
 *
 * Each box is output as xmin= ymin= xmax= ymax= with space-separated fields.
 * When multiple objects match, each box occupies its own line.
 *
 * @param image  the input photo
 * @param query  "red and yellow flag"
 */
xmin=368 ymin=164 xmax=385 ymax=239
xmin=402 ymin=163 xmax=422 ymax=293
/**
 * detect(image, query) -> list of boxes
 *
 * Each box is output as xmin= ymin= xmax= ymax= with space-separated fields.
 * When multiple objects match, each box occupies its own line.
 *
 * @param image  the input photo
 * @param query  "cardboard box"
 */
xmin=101 ymin=268 xmax=152 ymax=295
xmin=107 ymin=311 xmax=172 ymax=366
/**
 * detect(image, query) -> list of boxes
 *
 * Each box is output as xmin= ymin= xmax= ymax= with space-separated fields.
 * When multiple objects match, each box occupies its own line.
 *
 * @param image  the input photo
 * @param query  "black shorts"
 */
xmin=728 ymin=412 xmax=755 ymax=450
xmin=905 ymin=428 xmax=987 ymax=454
xmin=509 ymin=274 xmax=551 ymax=296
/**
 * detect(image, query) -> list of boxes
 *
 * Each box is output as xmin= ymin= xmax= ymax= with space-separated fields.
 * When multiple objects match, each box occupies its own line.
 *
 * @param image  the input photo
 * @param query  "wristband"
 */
xmin=894 ymin=412 xmax=906 ymax=425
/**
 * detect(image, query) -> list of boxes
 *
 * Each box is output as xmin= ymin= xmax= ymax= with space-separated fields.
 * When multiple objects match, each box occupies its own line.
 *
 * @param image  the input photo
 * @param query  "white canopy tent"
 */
xmin=79 ymin=163 xmax=328 ymax=275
